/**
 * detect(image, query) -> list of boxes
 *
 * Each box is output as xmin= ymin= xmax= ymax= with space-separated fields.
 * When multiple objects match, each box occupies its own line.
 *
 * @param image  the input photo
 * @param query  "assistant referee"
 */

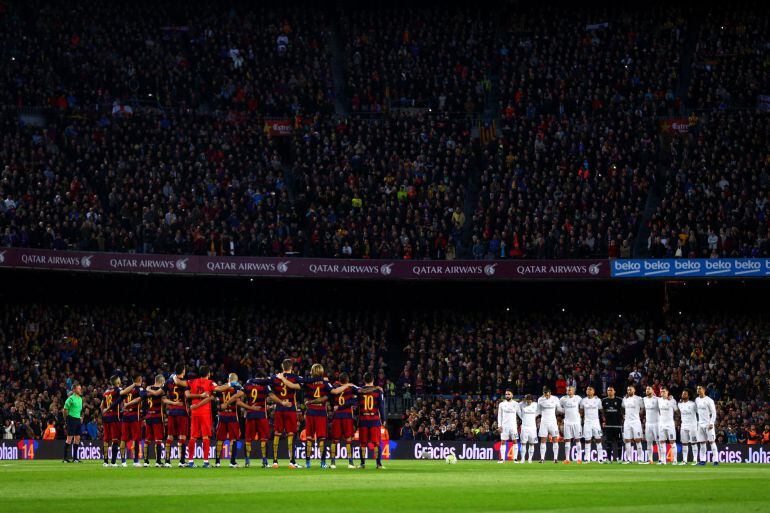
xmin=62 ymin=382 xmax=84 ymax=463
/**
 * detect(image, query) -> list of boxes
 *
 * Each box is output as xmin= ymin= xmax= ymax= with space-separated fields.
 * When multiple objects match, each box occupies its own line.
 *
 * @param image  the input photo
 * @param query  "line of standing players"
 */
xmin=100 ymin=359 xmax=386 ymax=469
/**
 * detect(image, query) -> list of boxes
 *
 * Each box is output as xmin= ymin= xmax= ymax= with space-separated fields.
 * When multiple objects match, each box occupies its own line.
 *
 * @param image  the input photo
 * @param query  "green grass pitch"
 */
xmin=1 ymin=460 xmax=769 ymax=513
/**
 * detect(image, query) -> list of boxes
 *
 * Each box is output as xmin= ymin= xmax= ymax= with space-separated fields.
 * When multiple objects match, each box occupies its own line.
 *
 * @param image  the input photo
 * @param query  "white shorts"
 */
xmin=500 ymin=425 xmax=519 ymax=441
xmin=697 ymin=424 xmax=716 ymax=443
xmin=658 ymin=425 xmax=676 ymax=441
xmin=583 ymin=423 xmax=603 ymax=440
xmin=644 ymin=423 xmax=659 ymax=442
xmin=520 ymin=427 xmax=538 ymax=444
xmin=680 ymin=425 xmax=698 ymax=444
xmin=623 ymin=421 xmax=643 ymax=440
xmin=563 ymin=422 xmax=582 ymax=440
xmin=538 ymin=421 xmax=559 ymax=438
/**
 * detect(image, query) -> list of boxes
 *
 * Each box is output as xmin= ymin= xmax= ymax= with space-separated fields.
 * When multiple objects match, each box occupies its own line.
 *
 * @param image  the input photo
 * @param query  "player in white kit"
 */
xmin=497 ymin=389 xmax=520 ymax=463
xmin=677 ymin=390 xmax=698 ymax=465
xmin=580 ymin=386 xmax=604 ymax=463
xmin=695 ymin=385 xmax=719 ymax=466
xmin=537 ymin=387 xmax=563 ymax=463
xmin=642 ymin=386 xmax=660 ymax=464
xmin=517 ymin=395 xmax=540 ymax=463
xmin=621 ymin=385 xmax=644 ymax=464
xmin=656 ymin=387 xmax=677 ymax=465
xmin=560 ymin=386 xmax=582 ymax=463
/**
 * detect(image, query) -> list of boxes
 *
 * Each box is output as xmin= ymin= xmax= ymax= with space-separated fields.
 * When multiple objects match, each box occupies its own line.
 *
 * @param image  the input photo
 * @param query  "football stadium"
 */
xmin=0 ymin=0 xmax=769 ymax=512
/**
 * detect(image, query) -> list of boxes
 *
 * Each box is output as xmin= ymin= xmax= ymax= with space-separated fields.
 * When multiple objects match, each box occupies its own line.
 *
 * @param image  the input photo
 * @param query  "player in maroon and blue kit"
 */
xmin=164 ymin=365 xmax=189 ymax=467
xmin=238 ymin=375 xmax=288 ymax=468
xmin=330 ymin=372 xmax=358 ymax=469
xmin=214 ymin=373 xmax=244 ymax=468
xmin=301 ymin=364 xmax=333 ymax=469
xmin=100 ymin=375 xmax=136 ymax=467
xmin=143 ymin=374 xmax=166 ymax=467
xmin=357 ymin=372 xmax=386 ymax=469
xmin=120 ymin=375 xmax=145 ymax=467
xmin=271 ymin=359 xmax=302 ymax=468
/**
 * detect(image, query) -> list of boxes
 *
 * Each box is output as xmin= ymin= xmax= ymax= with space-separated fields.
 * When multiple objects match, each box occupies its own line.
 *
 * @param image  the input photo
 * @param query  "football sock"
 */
xmin=511 ymin=443 xmax=518 ymax=462
xmin=306 ymin=441 xmax=312 ymax=463
xmin=202 ymin=438 xmax=210 ymax=462
xmin=230 ymin=442 xmax=237 ymax=464
xmin=375 ymin=443 xmax=381 ymax=466
xmin=624 ymin=442 xmax=632 ymax=461
xmin=682 ymin=444 xmax=689 ymax=463
xmin=500 ymin=442 xmax=506 ymax=461
xmin=287 ymin=434 xmax=295 ymax=463
xmin=73 ymin=442 xmax=79 ymax=460
xmin=646 ymin=443 xmax=653 ymax=463
xmin=699 ymin=443 xmax=707 ymax=462
xmin=156 ymin=443 xmax=162 ymax=464
xmin=179 ymin=441 xmax=186 ymax=463
xmin=710 ymin=443 xmax=719 ymax=462
xmin=244 ymin=441 xmax=252 ymax=459
xmin=360 ymin=444 xmax=366 ymax=466
xmin=111 ymin=442 xmax=119 ymax=464
xmin=272 ymin=435 xmax=280 ymax=462
xmin=539 ymin=442 xmax=547 ymax=460
xmin=527 ymin=445 xmax=534 ymax=462
xmin=565 ymin=441 xmax=571 ymax=461
xmin=552 ymin=442 xmax=559 ymax=461
xmin=596 ymin=443 xmax=603 ymax=461
xmin=260 ymin=440 xmax=267 ymax=460
xmin=64 ymin=442 xmax=70 ymax=461
xmin=346 ymin=442 xmax=353 ymax=464
xmin=120 ymin=441 xmax=127 ymax=463
xmin=187 ymin=439 xmax=196 ymax=462
xmin=216 ymin=440 xmax=224 ymax=463
xmin=103 ymin=442 xmax=109 ymax=463
xmin=319 ymin=440 xmax=326 ymax=463
xmin=165 ymin=441 xmax=172 ymax=463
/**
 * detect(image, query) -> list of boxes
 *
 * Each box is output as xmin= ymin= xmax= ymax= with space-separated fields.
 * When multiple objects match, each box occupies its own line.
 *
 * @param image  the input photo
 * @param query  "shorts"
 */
xmin=583 ymin=423 xmax=603 ymax=440
xmin=305 ymin=414 xmax=327 ymax=439
xmin=103 ymin=421 xmax=121 ymax=442
xmin=697 ymin=424 xmax=716 ymax=443
xmin=190 ymin=415 xmax=212 ymax=439
xmin=145 ymin=421 xmax=164 ymax=442
xmin=658 ymin=425 xmax=676 ymax=441
xmin=563 ymin=422 xmax=582 ymax=440
xmin=274 ymin=410 xmax=298 ymax=434
xmin=66 ymin=417 xmax=81 ymax=437
xmin=604 ymin=426 xmax=621 ymax=442
xmin=520 ymin=427 xmax=538 ymax=444
xmin=216 ymin=419 xmax=241 ymax=440
xmin=245 ymin=418 xmax=271 ymax=441
xmin=121 ymin=420 xmax=142 ymax=442
xmin=680 ymin=425 xmax=698 ymax=444
xmin=538 ymin=421 xmax=559 ymax=438
xmin=500 ymin=425 xmax=519 ymax=441
xmin=358 ymin=425 xmax=381 ymax=445
xmin=332 ymin=418 xmax=355 ymax=441
xmin=644 ymin=423 xmax=659 ymax=442
xmin=623 ymin=421 xmax=643 ymax=440
xmin=167 ymin=415 xmax=189 ymax=438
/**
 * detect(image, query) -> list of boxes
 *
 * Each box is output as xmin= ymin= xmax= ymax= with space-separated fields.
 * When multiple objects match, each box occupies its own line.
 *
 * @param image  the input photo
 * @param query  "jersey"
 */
xmin=121 ymin=386 xmax=143 ymax=422
xmin=243 ymin=378 xmax=272 ymax=419
xmin=497 ymin=400 xmax=519 ymax=427
xmin=271 ymin=373 xmax=302 ymax=411
xmin=165 ymin=378 xmax=188 ymax=416
xmin=537 ymin=395 xmax=561 ymax=424
xmin=332 ymin=383 xmax=358 ymax=419
xmin=304 ymin=378 xmax=332 ymax=416
xmin=657 ymin=397 xmax=677 ymax=427
xmin=144 ymin=386 xmax=165 ymax=423
xmin=560 ymin=395 xmax=582 ymax=424
xmin=216 ymin=384 xmax=243 ymax=421
xmin=602 ymin=397 xmax=623 ymax=427
xmin=188 ymin=378 xmax=216 ymax=417
xmin=518 ymin=402 xmax=539 ymax=430
xmin=357 ymin=387 xmax=384 ymax=427
xmin=643 ymin=396 xmax=660 ymax=424
xmin=102 ymin=387 xmax=123 ymax=423
xmin=695 ymin=396 xmax=716 ymax=426
xmin=678 ymin=400 xmax=697 ymax=427
xmin=580 ymin=396 xmax=602 ymax=424
xmin=622 ymin=395 xmax=643 ymax=423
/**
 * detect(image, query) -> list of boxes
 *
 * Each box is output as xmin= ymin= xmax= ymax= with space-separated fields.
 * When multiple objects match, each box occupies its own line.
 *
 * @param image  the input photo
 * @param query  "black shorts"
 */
xmin=604 ymin=427 xmax=622 ymax=442
xmin=66 ymin=417 xmax=82 ymax=437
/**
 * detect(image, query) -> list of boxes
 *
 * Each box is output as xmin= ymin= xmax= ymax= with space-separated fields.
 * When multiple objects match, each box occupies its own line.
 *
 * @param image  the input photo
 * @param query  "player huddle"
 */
xmin=98 ymin=360 xmax=386 ymax=469
xmin=497 ymin=384 xmax=720 ymax=466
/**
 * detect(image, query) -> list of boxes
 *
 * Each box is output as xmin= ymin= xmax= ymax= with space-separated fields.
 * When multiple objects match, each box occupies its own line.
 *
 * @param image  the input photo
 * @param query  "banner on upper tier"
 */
xmin=2 ymin=440 xmax=770 ymax=463
xmin=264 ymin=118 xmax=293 ymax=136
xmin=612 ymin=258 xmax=770 ymax=278
xmin=0 ymin=248 xmax=608 ymax=280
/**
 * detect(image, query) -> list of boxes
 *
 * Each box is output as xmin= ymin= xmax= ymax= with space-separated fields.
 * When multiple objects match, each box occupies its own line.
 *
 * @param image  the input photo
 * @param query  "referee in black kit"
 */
xmin=602 ymin=386 xmax=623 ymax=463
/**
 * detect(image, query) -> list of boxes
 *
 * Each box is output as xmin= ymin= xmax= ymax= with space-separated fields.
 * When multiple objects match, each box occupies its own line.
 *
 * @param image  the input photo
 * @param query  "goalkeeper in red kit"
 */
xmin=183 ymin=366 xmax=233 ymax=468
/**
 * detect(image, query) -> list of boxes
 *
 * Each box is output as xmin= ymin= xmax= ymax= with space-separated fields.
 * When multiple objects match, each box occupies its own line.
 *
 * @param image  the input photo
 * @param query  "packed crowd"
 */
xmin=341 ymin=7 xmax=494 ymax=113
xmin=0 ymin=304 xmax=388 ymax=440
xmin=0 ymin=2 xmax=767 ymax=260
xmin=646 ymin=110 xmax=769 ymax=258
xmin=397 ymin=310 xmax=770 ymax=439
